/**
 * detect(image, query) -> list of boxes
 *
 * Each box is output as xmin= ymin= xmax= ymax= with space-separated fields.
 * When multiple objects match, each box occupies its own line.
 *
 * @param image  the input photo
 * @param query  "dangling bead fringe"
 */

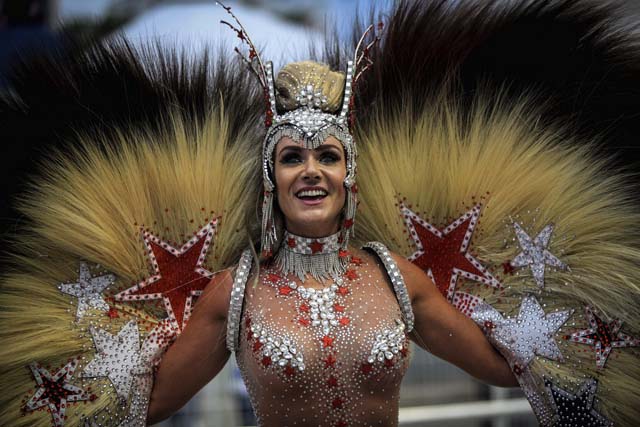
xmin=276 ymin=250 xmax=348 ymax=282
xmin=261 ymin=191 xmax=277 ymax=256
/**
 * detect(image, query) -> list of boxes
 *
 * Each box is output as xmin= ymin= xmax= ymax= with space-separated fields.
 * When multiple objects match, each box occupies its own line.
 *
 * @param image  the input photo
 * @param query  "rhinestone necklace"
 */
xmin=274 ymin=230 xmax=349 ymax=282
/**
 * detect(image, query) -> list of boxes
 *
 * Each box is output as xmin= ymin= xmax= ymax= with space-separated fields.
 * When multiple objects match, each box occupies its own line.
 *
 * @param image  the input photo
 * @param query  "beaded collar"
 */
xmin=274 ymin=231 xmax=349 ymax=282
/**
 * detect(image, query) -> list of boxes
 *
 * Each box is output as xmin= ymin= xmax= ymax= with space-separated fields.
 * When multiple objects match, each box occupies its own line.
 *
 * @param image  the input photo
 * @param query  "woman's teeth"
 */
xmin=297 ymin=190 xmax=327 ymax=198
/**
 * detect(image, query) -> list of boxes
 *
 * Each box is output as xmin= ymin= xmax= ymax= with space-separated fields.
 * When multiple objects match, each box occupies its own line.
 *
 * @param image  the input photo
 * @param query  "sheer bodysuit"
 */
xmin=235 ymin=247 xmax=412 ymax=427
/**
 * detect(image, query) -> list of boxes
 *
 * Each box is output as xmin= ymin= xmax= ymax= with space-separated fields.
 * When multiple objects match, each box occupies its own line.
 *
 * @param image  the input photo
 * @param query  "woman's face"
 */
xmin=274 ymin=136 xmax=346 ymax=238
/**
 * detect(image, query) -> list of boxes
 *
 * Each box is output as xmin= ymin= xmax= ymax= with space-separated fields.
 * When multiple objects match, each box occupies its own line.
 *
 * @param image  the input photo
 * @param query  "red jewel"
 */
xmin=298 ymin=318 xmax=310 ymax=327
xmin=384 ymin=358 xmax=394 ymax=368
xmin=336 ymin=421 xmax=348 ymax=427
xmin=309 ymin=240 xmax=324 ymax=254
xmin=343 ymin=218 xmax=354 ymax=229
xmin=261 ymin=356 xmax=272 ymax=367
xmin=253 ymin=341 xmax=263 ymax=352
xmin=503 ymin=261 xmax=515 ymax=275
xmin=339 ymin=249 xmax=350 ymax=258
xmin=400 ymin=347 xmax=408 ymax=357
xmin=324 ymin=354 xmax=336 ymax=368
xmin=284 ymin=365 xmax=296 ymax=377
xmin=245 ymin=316 xmax=252 ymax=327
xmin=107 ymin=307 xmax=119 ymax=319
xmin=300 ymin=303 xmax=310 ymax=313
xmin=484 ymin=320 xmax=495 ymax=331
xmin=350 ymin=256 xmax=363 ymax=266
xmin=339 ymin=317 xmax=350 ymax=326
xmin=287 ymin=238 xmax=297 ymax=248
xmin=361 ymin=363 xmax=373 ymax=375
xmin=332 ymin=397 xmax=343 ymax=409
xmin=267 ymin=273 xmax=281 ymax=283
xmin=327 ymin=375 xmax=338 ymax=387
xmin=247 ymin=330 xmax=254 ymax=341
xmin=337 ymin=286 xmax=349 ymax=296
xmin=333 ymin=303 xmax=345 ymax=313
xmin=278 ymin=286 xmax=292 ymax=296
xmin=322 ymin=336 xmax=334 ymax=348
xmin=265 ymin=118 xmax=272 ymax=127
xmin=344 ymin=269 xmax=358 ymax=280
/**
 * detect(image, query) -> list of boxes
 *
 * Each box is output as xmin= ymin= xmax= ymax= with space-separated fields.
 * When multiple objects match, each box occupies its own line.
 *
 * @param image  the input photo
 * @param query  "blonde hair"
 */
xmin=275 ymin=61 xmax=346 ymax=113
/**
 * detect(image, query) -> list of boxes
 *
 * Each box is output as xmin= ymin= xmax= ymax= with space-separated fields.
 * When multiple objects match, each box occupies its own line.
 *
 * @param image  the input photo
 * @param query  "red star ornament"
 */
xmin=566 ymin=306 xmax=640 ymax=368
xmin=24 ymin=358 xmax=91 ymax=427
xmin=401 ymin=203 xmax=501 ymax=301
xmin=309 ymin=240 xmax=324 ymax=254
xmin=115 ymin=220 xmax=217 ymax=332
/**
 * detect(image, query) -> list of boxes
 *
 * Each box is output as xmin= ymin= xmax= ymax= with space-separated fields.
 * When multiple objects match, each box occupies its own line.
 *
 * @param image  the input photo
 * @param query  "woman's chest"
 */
xmin=237 ymin=260 xmax=411 ymax=401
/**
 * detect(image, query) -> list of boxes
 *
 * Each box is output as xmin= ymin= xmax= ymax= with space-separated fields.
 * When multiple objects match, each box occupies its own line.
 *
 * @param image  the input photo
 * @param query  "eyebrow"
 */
xmin=277 ymin=144 xmax=343 ymax=156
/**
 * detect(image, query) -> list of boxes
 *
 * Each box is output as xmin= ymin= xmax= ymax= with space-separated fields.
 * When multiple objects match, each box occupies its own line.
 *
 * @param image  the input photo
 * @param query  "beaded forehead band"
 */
xmin=218 ymin=2 xmax=379 ymax=261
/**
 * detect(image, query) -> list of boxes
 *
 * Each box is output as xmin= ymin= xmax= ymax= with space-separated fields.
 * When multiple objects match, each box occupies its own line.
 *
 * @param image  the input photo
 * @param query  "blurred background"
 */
xmin=1 ymin=1 xmax=637 ymax=426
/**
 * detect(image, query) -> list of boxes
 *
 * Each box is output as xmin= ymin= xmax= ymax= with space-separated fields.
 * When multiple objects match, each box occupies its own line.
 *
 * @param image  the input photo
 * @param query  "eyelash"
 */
xmin=279 ymin=152 xmax=341 ymax=165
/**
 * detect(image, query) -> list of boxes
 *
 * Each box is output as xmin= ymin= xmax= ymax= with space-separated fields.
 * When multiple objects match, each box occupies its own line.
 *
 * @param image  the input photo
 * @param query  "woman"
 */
xmin=147 ymin=79 xmax=518 ymax=423
xmin=1 ymin=1 xmax=639 ymax=426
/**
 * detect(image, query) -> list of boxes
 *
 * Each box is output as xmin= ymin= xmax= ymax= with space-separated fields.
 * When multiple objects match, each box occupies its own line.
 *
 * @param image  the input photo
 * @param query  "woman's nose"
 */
xmin=302 ymin=157 xmax=321 ymax=180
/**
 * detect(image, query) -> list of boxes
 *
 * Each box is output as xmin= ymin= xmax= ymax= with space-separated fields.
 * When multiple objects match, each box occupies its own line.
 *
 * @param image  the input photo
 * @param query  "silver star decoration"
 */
xmin=83 ymin=320 xmax=177 ymax=401
xmin=472 ymin=295 xmax=572 ymax=367
xmin=58 ymin=262 xmax=114 ymax=320
xmin=510 ymin=222 xmax=569 ymax=288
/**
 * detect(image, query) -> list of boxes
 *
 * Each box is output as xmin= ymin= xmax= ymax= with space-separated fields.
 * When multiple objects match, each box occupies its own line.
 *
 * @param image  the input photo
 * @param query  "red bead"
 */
xmin=337 ymin=286 xmax=349 ymax=296
xmin=333 ymin=304 xmax=344 ymax=313
xmin=344 ymin=270 xmax=358 ymax=280
xmin=361 ymin=363 xmax=373 ymax=375
xmin=278 ymin=286 xmax=292 ymax=296
xmin=327 ymin=375 xmax=338 ymax=387
xmin=261 ymin=356 xmax=272 ymax=367
xmin=322 ymin=336 xmax=334 ymax=348
xmin=339 ymin=317 xmax=350 ymax=326
xmin=324 ymin=354 xmax=336 ymax=368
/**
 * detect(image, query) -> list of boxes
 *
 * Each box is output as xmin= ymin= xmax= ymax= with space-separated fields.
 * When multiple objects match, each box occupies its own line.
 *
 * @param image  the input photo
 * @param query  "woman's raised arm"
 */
xmin=392 ymin=254 xmax=518 ymax=388
xmin=147 ymin=269 xmax=234 ymax=424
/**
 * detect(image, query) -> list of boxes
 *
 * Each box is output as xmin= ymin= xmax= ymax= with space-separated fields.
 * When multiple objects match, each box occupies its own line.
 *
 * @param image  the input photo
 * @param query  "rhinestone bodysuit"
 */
xmin=234 ymin=246 xmax=413 ymax=427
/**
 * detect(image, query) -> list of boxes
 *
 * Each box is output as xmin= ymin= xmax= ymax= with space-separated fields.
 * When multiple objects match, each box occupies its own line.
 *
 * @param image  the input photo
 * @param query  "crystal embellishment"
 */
xmin=251 ymin=323 xmax=305 ymax=371
xmin=368 ymin=319 xmax=407 ymax=364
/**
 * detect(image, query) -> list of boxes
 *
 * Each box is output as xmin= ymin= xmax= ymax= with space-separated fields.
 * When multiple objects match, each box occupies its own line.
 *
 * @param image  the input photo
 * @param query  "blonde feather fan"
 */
xmin=355 ymin=94 xmax=640 ymax=425
xmin=0 ymin=106 xmax=260 ymax=426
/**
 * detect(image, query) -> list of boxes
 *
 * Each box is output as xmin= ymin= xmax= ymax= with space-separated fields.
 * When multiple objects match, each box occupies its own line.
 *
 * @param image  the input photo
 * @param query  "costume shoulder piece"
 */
xmin=0 ymin=38 xmax=263 ymax=426
xmin=226 ymin=249 xmax=254 ymax=353
xmin=351 ymin=1 xmax=640 ymax=425
xmin=362 ymin=242 xmax=414 ymax=333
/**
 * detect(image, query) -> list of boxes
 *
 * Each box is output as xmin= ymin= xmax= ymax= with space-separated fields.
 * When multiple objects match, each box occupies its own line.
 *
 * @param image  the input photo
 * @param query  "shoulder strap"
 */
xmin=362 ymin=242 xmax=415 ymax=332
xmin=226 ymin=249 xmax=254 ymax=352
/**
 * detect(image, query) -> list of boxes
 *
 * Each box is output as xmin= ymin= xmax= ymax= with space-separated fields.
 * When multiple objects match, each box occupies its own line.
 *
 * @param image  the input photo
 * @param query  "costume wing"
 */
xmin=351 ymin=1 xmax=640 ymax=426
xmin=0 ymin=39 xmax=262 ymax=426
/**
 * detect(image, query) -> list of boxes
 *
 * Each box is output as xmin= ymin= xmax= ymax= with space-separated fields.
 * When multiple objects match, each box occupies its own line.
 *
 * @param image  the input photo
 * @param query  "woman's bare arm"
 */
xmin=147 ymin=269 xmax=234 ymax=424
xmin=392 ymin=254 xmax=518 ymax=387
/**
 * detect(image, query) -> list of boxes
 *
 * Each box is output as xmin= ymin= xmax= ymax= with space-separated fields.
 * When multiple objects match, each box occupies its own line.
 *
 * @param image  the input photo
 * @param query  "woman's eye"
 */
xmin=280 ymin=153 xmax=302 ymax=164
xmin=319 ymin=153 xmax=340 ymax=164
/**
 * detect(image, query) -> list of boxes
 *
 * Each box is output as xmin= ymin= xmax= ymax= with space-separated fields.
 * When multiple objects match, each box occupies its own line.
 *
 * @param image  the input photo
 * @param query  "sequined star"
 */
xmin=322 ymin=335 xmax=334 ymax=347
xmin=565 ymin=306 xmax=639 ymax=368
xmin=115 ymin=221 xmax=217 ymax=331
xmin=324 ymin=353 xmax=336 ymax=368
xmin=24 ymin=358 xmax=91 ymax=427
xmin=310 ymin=240 xmax=324 ymax=254
xmin=82 ymin=320 xmax=142 ymax=399
xmin=510 ymin=222 xmax=568 ymax=288
xmin=471 ymin=295 xmax=572 ymax=367
xmin=58 ymin=262 xmax=114 ymax=320
xmin=545 ymin=378 xmax=613 ymax=426
xmin=401 ymin=204 xmax=500 ymax=302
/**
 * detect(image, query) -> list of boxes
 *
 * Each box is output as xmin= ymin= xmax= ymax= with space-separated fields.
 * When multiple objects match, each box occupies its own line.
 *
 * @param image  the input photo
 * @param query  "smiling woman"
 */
xmin=1 ymin=1 xmax=640 ymax=427
xmin=274 ymin=136 xmax=347 ymax=238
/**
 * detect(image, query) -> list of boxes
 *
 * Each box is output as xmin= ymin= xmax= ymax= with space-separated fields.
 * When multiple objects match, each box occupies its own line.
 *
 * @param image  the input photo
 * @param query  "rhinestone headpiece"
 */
xmin=218 ymin=2 xmax=379 ymax=276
